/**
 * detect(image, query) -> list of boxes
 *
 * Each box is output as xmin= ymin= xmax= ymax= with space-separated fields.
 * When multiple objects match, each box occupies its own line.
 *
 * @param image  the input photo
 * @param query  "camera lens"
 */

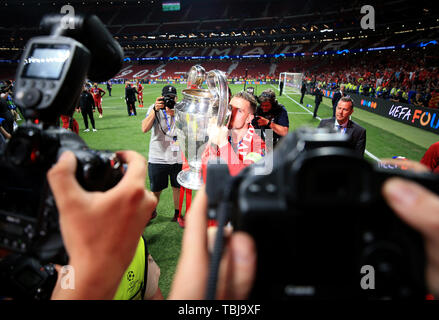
xmin=164 ymin=96 xmax=175 ymax=109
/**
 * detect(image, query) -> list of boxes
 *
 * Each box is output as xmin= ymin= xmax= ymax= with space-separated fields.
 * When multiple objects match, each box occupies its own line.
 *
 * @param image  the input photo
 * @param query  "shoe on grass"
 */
xmin=177 ymin=216 xmax=185 ymax=228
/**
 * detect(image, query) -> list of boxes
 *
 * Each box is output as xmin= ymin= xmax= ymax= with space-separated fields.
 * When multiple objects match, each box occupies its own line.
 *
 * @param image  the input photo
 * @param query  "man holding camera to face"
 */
xmin=142 ymin=85 xmax=182 ymax=222
xmin=252 ymin=89 xmax=289 ymax=148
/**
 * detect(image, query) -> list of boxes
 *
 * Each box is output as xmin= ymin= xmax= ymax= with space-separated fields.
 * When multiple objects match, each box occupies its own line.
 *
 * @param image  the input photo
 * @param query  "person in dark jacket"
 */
xmin=125 ymin=82 xmax=138 ymax=116
xmin=313 ymin=84 xmax=323 ymax=118
xmin=279 ymin=81 xmax=284 ymax=96
xmin=77 ymin=84 xmax=97 ymax=132
xmin=300 ymin=80 xmax=307 ymax=104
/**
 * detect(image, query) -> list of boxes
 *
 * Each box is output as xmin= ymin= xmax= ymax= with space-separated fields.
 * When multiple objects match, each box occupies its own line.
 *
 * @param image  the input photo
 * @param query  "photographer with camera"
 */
xmin=142 ymin=85 xmax=182 ymax=222
xmin=44 ymin=151 xmax=255 ymax=300
xmin=252 ymin=89 xmax=289 ymax=148
xmin=45 ymin=150 xmax=159 ymax=299
xmin=46 ymin=150 xmax=439 ymax=300
xmin=125 ymin=82 xmax=138 ymax=116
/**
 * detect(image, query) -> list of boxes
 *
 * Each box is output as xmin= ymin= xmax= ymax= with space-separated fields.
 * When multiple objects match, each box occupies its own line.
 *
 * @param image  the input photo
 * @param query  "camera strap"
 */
xmin=155 ymin=109 xmax=176 ymax=140
xmin=162 ymin=110 xmax=173 ymax=132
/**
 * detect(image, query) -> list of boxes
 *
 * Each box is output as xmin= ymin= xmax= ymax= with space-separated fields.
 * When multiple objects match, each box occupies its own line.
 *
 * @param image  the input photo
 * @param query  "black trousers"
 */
xmin=300 ymin=92 xmax=306 ymax=104
xmin=107 ymin=88 xmax=112 ymax=96
xmin=313 ymin=101 xmax=321 ymax=118
xmin=81 ymin=107 xmax=95 ymax=129
xmin=126 ymin=100 xmax=137 ymax=115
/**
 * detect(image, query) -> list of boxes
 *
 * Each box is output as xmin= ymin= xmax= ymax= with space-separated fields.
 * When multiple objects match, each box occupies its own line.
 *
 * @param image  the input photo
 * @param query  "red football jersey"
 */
xmin=90 ymin=87 xmax=105 ymax=99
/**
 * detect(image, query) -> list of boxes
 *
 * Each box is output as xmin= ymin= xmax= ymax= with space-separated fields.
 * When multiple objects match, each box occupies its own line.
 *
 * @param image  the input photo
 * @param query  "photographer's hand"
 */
xmin=383 ymin=178 xmax=439 ymax=297
xmin=207 ymin=118 xmax=229 ymax=148
xmin=169 ymin=187 xmax=256 ymax=300
xmin=257 ymin=116 xmax=270 ymax=127
xmin=154 ymin=96 xmax=165 ymax=111
xmin=48 ymin=150 xmax=157 ymax=300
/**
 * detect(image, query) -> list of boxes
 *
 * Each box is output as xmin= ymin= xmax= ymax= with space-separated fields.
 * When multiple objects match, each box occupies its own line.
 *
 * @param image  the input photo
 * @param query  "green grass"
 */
xmin=68 ymin=83 xmax=436 ymax=298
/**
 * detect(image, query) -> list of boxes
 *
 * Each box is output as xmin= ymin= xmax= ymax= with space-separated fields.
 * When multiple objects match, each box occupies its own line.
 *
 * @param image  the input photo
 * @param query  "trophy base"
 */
xmin=177 ymin=169 xmax=203 ymax=191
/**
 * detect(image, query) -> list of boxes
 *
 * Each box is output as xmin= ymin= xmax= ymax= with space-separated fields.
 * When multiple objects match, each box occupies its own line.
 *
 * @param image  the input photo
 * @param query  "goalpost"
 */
xmin=279 ymin=72 xmax=303 ymax=94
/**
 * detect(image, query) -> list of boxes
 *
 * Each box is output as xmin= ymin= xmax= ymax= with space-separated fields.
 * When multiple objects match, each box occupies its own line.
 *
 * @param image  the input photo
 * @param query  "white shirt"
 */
xmin=334 ymin=119 xmax=348 ymax=134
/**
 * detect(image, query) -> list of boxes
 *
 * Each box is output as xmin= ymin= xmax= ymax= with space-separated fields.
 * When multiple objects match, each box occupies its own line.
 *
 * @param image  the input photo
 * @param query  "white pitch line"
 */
xmin=101 ymin=106 xmax=148 ymax=110
xmin=270 ymin=85 xmax=322 ymax=120
xmin=271 ymin=85 xmax=381 ymax=162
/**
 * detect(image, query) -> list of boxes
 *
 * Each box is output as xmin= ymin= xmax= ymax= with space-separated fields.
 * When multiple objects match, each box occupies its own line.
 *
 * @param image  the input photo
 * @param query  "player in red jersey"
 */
xmin=137 ymin=80 xmax=144 ymax=108
xmin=90 ymin=83 xmax=106 ymax=118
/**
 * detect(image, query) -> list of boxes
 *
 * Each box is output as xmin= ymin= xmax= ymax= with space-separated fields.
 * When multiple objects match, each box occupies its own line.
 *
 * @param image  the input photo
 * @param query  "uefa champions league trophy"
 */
xmin=175 ymin=65 xmax=230 ymax=190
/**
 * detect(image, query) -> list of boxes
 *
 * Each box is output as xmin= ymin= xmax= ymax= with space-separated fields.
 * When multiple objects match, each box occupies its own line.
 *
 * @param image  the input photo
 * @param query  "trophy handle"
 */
xmin=187 ymin=65 xmax=206 ymax=89
xmin=206 ymin=70 xmax=231 ymax=127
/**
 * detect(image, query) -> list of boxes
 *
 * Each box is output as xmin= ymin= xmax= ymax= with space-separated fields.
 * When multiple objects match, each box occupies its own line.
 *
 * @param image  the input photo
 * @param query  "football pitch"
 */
xmin=67 ymin=83 xmax=436 ymax=298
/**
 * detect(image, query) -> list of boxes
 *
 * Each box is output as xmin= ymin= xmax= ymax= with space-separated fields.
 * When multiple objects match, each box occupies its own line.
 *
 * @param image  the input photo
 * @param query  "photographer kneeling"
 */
xmin=252 ymin=89 xmax=289 ymax=148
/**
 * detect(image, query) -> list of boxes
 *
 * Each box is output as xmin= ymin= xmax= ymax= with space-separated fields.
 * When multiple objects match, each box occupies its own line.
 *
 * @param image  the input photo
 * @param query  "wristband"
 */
xmin=267 ymin=119 xmax=272 ymax=127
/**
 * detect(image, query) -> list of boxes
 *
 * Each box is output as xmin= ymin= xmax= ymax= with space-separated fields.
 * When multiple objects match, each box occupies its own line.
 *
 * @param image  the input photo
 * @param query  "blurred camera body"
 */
xmin=0 ymin=14 xmax=124 ymax=299
xmin=207 ymin=127 xmax=435 ymax=299
xmin=0 ymin=125 xmax=123 ymax=262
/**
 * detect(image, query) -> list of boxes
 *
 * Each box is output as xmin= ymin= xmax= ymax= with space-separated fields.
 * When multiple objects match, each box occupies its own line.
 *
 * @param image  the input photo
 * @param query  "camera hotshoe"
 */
xmin=206 ymin=127 xmax=438 ymax=300
xmin=0 ymin=14 xmax=124 ymax=299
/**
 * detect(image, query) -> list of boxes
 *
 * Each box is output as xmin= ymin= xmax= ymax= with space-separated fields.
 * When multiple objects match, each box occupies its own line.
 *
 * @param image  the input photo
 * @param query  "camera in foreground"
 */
xmin=0 ymin=13 xmax=124 ymax=299
xmin=207 ymin=127 xmax=437 ymax=299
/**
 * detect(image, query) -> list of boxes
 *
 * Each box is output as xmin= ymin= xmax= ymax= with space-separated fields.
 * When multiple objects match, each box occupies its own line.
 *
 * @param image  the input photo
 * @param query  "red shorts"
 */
xmin=94 ymin=97 xmax=102 ymax=107
xmin=60 ymin=116 xmax=79 ymax=134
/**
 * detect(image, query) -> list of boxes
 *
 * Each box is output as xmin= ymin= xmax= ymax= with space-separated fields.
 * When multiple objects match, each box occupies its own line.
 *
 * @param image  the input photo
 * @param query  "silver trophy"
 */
xmin=175 ymin=65 xmax=230 ymax=190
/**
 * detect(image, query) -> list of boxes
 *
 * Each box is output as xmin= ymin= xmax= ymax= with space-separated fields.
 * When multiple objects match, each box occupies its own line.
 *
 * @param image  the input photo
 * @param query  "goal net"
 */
xmin=279 ymin=72 xmax=303 ymax=94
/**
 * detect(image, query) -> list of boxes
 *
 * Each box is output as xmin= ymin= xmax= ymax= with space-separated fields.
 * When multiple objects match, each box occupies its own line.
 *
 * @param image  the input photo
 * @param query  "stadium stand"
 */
xmin=0 ymin=0 xmax=437 ymax=105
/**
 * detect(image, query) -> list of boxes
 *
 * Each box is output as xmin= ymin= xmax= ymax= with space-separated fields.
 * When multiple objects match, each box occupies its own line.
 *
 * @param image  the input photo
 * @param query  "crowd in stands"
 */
xmin=303 ymin=49 xmax=439 ymax=109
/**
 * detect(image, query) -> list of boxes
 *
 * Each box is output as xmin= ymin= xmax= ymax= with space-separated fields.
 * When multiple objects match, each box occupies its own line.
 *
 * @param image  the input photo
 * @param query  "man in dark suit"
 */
xmin=125 ymin=82 xmax=138 ymax=116
xmin=300 ymin=80 xmax=307 ymax=104
xmin=331 ymin=84 xmax=345 ymax=118
xmin=312 ymin=83 xmax=323 ymax=118
xmin=318 ymin=96 xmax=366 ymax=156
